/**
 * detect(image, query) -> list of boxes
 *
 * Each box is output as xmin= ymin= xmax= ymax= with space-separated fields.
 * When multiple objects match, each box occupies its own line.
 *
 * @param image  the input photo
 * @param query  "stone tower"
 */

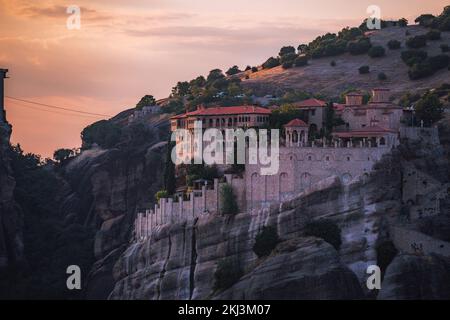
xmin=284 ymin=118 xmax=309 ymax=147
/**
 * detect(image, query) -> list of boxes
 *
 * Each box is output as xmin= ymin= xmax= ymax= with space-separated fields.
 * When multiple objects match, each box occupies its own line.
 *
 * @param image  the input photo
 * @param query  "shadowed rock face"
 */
xmin=378 ymin=254 xmax=450 ymax=300
xmin=0 ymin=120 xmax=23 ymax=272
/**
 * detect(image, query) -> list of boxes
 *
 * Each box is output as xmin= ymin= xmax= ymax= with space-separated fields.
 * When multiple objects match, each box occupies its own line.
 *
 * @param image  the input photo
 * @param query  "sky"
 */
xmin=0 ymin=0 xmax=448 ymax=157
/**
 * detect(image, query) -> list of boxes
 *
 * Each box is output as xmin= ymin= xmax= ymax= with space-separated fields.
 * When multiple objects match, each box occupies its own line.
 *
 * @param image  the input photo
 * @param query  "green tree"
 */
xmin=279 ymin=46 xmax=296 ymax=56
xmin=253 ymin=226 xmax=280 ymax=257
xmin=398 ymin=18 xmax=408 ymax=27
xmin=207 ymin=69 xmax=225 ymax=83
xmin=220 ymin=184 xmax=238 ymax=215
xmin=81 ymin=120 xmax=122 ymax=149
xmin=226 ymin=65 xmax=241 ymax=76
xmin=294 ymin=55 xmax=308 ymax=67
xmin=171 ymin=81 xmax=190 ymax=97
xmin=414 ymin=93 xmax=444 ymax=125
xmin=262 ymin=57 xmax=280 ymax=69
xmin=163 ymin=141 xmax=176 ymax=195
xmin=136 ymin=95 xmax=156 ymax=109
xmin=53 ymin=148 xmax=75 ymax=164
xmin=213 ymin=258 xmax=243 ymax=291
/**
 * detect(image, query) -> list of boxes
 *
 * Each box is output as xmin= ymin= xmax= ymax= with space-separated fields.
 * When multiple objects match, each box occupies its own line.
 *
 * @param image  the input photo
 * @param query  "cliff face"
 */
xmin=0 ymin=119 xmax=23 ymax=272
xmin=58 ymin=118 xmax=170 ymax=299
xmin=108 ymin=152 xmax=402 ymax=299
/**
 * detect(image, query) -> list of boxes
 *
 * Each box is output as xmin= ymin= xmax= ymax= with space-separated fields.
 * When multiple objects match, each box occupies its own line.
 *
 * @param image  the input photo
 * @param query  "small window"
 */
xmin=308 ymin=156 xmax=312 ymax=161
xmin=347 ymin=157 xmax=350 ymax=161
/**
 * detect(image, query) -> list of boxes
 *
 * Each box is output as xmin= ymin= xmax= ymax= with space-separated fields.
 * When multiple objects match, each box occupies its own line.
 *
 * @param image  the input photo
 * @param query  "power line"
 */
xmin=5 ymin=96 xmax=112 ymax=117
xmin=6 ymin=100 xmax=103 ymax=119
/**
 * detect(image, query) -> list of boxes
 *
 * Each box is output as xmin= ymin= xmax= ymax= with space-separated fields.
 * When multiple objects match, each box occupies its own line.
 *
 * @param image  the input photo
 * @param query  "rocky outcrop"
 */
xmin=0 ymin=120 xmax=22 ymax=271
xmin=215 ymin=237 xmax=363 ymax=300
xmin=57 ymin=117 xmax=170 ymax=298
xmin=378 ymin=254 xmax=450 ymax=300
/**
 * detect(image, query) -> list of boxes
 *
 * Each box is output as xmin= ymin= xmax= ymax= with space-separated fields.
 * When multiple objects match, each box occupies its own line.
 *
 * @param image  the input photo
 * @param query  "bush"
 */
xmin=441 ymin=44 xmax=450 ymax=52
xmin=408 ymin=61 xmax=434 ymax=80
xmin=136 ymin=95 xmax=156 ymax=109
xmin=330 ymin=60 xmax=336 ymax=67
xmin=155 ymin=190 xmax=168 ymax=202
xmin=253 ymin=226 xmax=280 ymax=258
xmin=280 ymin=52 xmax=298 ymax=64
xmin=426 ymin=29 xmax=441 ymax=40
xmin=401 ymin=50 xmax=428 ymax=66
xmin=406 ymin=35 xmax=427 ymax=49
xmin=81 ymin=120 xmax=122 ymax=149
xmin=368 ymin=45 xmax=386 ymax=58
xmin=251 ymin=66 xmax=258 ymax=72
xmin=262 ymin=57 xmax=280 ymax=69
xmin=414 ymin=93 xmax=444 ymax=125
xmin=378 ymin=72 xmax=387 ymax=80
xmin=305 ymin=220 xmax=342 ymax=250
xmin=282 ymin=61 xmax=293 ymax=69
xmin=358 ymin=65 xmax=370 ymax=74
xmin=428 ymin=54 xmax=450 ymax=70
xmin=279 ymin=46 xmax=296 ymax=57
xmin=376 ymin=241 xmax=398 ymax=276
xmin=225 ymin=65 xmax=241 ymax=76
xmin=213 ymin=258 xmax=243 ymax=291
xmin=398 ymin=18 xmax=408 ymax=27
xmin=220 ymin=184 xmax=238 ymax=215
xmin=347 ymin=38 xmax=372 ymax=55
xmin=294 ymin=55 xmax=308 ymax=67
xmin=387 ymin=39 xmax=401 ymax=50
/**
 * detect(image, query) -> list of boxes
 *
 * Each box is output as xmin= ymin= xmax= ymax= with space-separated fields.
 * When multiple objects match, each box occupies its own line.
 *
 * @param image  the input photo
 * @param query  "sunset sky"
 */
xmin=1 ymin=0 xmax=448 ymax=157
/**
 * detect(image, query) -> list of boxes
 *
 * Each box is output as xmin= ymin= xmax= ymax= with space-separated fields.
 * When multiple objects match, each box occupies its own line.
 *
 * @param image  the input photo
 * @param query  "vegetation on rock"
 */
xmin=305 ymin=219 xmax=342 ymax=250
xmin=253 ymin=226 xmax=280 ymax=258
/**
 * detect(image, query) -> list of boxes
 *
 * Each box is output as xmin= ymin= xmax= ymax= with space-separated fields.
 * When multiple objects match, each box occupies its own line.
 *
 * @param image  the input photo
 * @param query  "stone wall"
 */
xmin=399 ymin=127 xmax=440 ymax=145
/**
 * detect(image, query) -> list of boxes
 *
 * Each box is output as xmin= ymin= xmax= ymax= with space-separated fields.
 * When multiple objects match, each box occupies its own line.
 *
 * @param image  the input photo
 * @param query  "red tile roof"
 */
xmin=333 ymin=125 xmax=396 ymax=138
xmin=293 ymin=98 xmax=327 ymax=108
xmin=171 ymin=105 xmax=271 ymax=119
xmin=284 ymin=118 xmax=308 ymax=127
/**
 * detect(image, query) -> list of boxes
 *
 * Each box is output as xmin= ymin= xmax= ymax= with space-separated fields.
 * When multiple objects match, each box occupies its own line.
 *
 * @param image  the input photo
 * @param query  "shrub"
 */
xmin=251 ymin=66 xmax=258 ymax=72
xmin=305 ymin=219 xmax=342 ymax=250
xmin=155 ymin=190 xmax=168 ymax=202
xmin=294 ymin=55 xmax=308 ymax=67
xmin=347 ymin=38 xmax=372 ymax=55
xmin=387 ymin=39 xmax=401 ymax=50
xmin=408 ymin=61 xmax=434 ymax=80
xmin=398 ymin=18 xmax=408 ymax=27
xmin=358 ymin=65 xmax=370 ymax=74
xmin=426 ymin=29 xmax=441 ymax=40
xmin=368 ymin=45 xmax=386 ymax=58
xmin=330 ymin=60 xmax=336 ymax=67
xmin=213 ymin=258 xmax=243 ymax=291
xmin=376 ymin=241 xmax=398 ymax=276
xmin=136 ymin=95 xmax=156 ymax=109
xmin=428 ymin=54 xmax=450 ymax=70
xmin=378 ymin=72 xmax=387 ymax=80
xmin=401 ymin=50 xmax=428 ymax=66
xmin=225 ymin=65 xmax=241 ymax=76
xmin=81 ymin=120 xmax=122 ymax=149
xmin=220 ymin=184 xmax=238 ymax=215
xmin=279 ymin=46 xmax=296 ymax=56
xmin=414 ymin=93 xmax=444 ymax=125
xmin=282 ymin=61 xmax=293 ymax=69
xmin=406 ymin=35 xmax=427 ymax=49
xmin=441 ymin=44 xmax=450 ymax=52
xmin=262 ymin=57 xmax=280 ymax=69
xmin=280 ymin=52 xmax=298 ymax=64
xmin=244 ymin=65 xmax=251 ymax=71
xmin=253 ymin=226 xmax=280 ymax=258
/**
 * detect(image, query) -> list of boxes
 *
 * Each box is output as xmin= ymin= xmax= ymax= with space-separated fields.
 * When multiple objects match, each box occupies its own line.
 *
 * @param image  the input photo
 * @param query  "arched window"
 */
xmin=380 ymin=137 xmax=386 ymax=145
xmin=292 ymin=130 xmax=299 ymax=143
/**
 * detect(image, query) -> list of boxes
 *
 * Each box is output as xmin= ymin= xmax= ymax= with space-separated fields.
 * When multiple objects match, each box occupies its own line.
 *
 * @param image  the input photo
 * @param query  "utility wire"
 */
xmin=5 ymin=100 xmax=103 ymax=119
xmin=5 ymin=96 xmax=112 ymax=117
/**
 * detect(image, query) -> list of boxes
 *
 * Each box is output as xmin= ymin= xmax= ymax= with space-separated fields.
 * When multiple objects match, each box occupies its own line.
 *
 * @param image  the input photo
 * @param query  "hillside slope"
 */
xmin=241 ymin=25 xmax=450 ymax=99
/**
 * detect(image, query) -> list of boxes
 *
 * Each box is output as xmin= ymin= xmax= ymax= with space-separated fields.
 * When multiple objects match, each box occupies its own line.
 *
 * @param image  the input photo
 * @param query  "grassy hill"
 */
xmin=240 ymin=25 xmax=450 ymax=100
